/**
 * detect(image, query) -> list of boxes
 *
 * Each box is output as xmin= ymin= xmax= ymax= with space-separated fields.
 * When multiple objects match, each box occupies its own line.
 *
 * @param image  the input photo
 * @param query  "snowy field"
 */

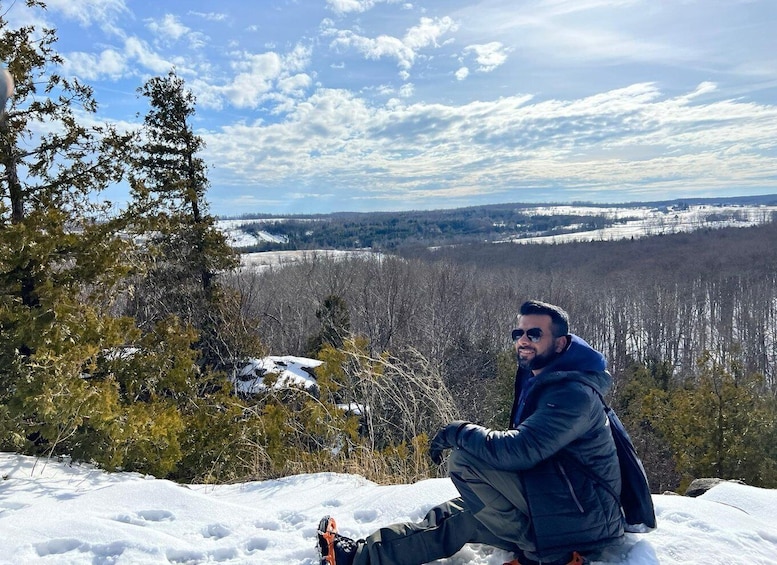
xmin=505 ymin=204 xmax=777 ymax=244
xmin=1 ymin=453 xmax=775 ymax=565
xmin=239 ymin=249 xmax=381 ymax=271
xmin=218 ymin=204 xmax=777 ymax=256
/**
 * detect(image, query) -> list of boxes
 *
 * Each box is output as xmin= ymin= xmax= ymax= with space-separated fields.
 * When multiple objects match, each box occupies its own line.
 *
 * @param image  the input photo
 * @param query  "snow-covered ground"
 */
xmin=505 ymin=204 xmax=777 ymax=244
xmin=1 ymin=453 xmax=775 ymax=564
xmin=232 ymin=355 xmax=321 ymax=395
xmin=239 ymin=249 xmax=380 ymax=271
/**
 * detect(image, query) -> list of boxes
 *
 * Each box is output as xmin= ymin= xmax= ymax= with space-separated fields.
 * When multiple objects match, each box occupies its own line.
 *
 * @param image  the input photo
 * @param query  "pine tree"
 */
xmin=642 ymin=352 xmax=777 ymax=489
xmin=0 ymin=2 xmax=136 ymax=459
xmin=127 ymin=70 xmax=246 ymax=371
xmin=305 ymin=294 xmax=351 ymax=355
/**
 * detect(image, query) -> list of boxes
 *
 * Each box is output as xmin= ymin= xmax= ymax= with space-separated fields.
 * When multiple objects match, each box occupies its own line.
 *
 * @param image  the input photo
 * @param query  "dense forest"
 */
xmin=2 ymin=3 xmax=775 ymax=494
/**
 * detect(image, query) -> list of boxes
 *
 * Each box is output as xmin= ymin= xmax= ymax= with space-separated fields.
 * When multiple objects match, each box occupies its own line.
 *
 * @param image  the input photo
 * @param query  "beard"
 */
xmin=518 ymin=346 xmax=561 ymax=371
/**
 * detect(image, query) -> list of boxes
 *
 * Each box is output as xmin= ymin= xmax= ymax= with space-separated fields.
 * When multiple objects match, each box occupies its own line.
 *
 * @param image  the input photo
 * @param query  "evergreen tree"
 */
xmin=127 ymin=70 xmax=246 ymax=371
xmin=305 ymin=294 xmax=351 ymax=355
xmin=0 ymin=2 xmax=135 ymax=459
xmin=643 ymin=352 xmax=777 ymax=490
xmin=0 ymin=10 xmax=257 ymax=481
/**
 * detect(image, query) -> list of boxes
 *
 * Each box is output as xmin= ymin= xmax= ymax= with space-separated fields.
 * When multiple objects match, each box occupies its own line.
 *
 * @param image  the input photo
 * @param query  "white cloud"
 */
xmin=331 ymin=31 xmax=414 ymax=69
xmin=188 ymin=11 xmax=227 ymax=22
xmin=63 ymin=49 xmax=126 ymax=80
xmin=684 ymin=81 xmax=718 ymax=100
xmin=326 ymin=0 xmax=369 ymax=14
xmin=204 ymin=81 xmax=777 ymax=209
xmin=462 ymin=42 xmax=509 ymax=72
xmin=398 ymin=83 xmax=414 ymax=98
xmin=328 ymin=16 xmax=457 ymax=75
xmin=147 ymin=14 xmax=190 ymax=42
xmin=455 ymin=67 xmax=469 ymax=81
xmin=404 ymin=16 xmax=458 ymax=50
xmin=223 ymin=52 xmax=283 ymax=108
xmin=44 ymin=0 xmax=128 ymax=27
xmin=326 ymin=0 xmax=403 ymax=15
xmin=215 ymin=44 xmax=314 ymax=109
xmin=124 ymin=36 xmax=175 ymax=74
xmin=278 ymin=74 xmax=313 ymax=97
xmin=283 ymin=44 xmax=313 ymax=73
xmin=145 ymin=14 xmax=208 ymax=50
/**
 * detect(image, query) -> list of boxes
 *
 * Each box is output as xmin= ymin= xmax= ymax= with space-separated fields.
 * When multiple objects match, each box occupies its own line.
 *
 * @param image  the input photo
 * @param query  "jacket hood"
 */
xmin=537 ymin=334 xmax=611 ymax=396
xmin=546 ymin=334 xmax=606 ymax=373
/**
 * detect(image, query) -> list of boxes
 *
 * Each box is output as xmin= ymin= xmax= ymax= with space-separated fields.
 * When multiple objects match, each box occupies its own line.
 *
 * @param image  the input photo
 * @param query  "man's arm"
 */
xmin=454 ymin=381 xmax=597 ymax=471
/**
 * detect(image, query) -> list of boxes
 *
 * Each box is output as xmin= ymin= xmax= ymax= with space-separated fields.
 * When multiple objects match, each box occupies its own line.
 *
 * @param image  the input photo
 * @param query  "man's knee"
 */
xmin=447 ymin=447 xmax=483 ymax=475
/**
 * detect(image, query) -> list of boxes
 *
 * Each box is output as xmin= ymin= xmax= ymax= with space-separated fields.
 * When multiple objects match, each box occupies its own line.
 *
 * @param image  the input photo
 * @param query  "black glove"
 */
xmin=429 ymin=420 xmax=469 ymax=465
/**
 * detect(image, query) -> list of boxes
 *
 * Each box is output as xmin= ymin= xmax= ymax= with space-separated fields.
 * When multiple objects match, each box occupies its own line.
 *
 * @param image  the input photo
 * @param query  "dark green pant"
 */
xmin=353 ymin=449 xmax=534 ymax=565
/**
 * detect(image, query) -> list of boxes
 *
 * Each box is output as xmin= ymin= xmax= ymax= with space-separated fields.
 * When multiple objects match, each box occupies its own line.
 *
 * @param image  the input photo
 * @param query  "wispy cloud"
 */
xmin=326 ymin=16 xmax=458 ymax=77
xmin=146 ymin=14 xmax=190 ymax=43
xmin=462 ymin=42 xmax=509 ymax=72
xmin=43 ymin=0 xmax=129 ymax=28
xmin=203 ymin=81 xmax=777 ymax=209
xmin=7 ymin=0 xmax=775 ymax=214
xmin=326 ymin=0 xmax=403 ymax=15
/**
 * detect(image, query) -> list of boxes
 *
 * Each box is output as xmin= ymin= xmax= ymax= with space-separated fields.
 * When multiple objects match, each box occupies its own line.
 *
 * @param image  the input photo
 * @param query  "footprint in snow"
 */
xmin=166 ymin=548 xmax=205 ymax=563
xmin=353 ymin=508 xmax=378 ymax=523
xmin=34 ymin=538 xmax=82 ymax=557
xmin=115 ymin=509 xmax=175 ymax=526
xmin=246 ymin=537 xmax=270 ymax=552
xmin=202 ymin=523 xmax=232 ymax=539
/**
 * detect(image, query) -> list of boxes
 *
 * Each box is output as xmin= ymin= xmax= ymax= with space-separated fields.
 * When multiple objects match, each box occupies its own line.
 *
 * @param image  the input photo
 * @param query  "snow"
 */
xmin=501 ymin=204 xmax=777 ymax=244
xmin=232 ymin=355 xmax=322 ymax=395
xmin=239 ymin=250 xmax=381 ymax=271
xmin=1 ymin=454 xmax=775 ymax=564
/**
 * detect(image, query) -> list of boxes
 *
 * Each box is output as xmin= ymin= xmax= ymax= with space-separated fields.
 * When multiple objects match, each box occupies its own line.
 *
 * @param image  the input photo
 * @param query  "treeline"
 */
xmin=231 ymin=221 xmax=777 ymax=491
xmin=231 ymin=197 xmax=776 ymax=253
xmin=235 ymin=207 xmax=638 ymax=252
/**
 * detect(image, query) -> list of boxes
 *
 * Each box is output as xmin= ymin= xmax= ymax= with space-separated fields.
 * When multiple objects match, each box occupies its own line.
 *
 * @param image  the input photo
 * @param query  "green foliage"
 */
xmin=114 ymin=401 xmax=184 ymax=476
xmin=0 ymin=291 xmax=129 ymax=461
xmin=611 ymin=359 xmax=682 ymax=492
xmin=127 ymin=70 xmax=247 ymax=371
xmin=174 ymin=386 xmax=251 ymax=483
xmin=640 ymin=353 xmax=777 ymax=490
xmin=482 ymin=349 xmax=518 ymax=429
xmin=305 ymin=294 xmax=351 ymax=355
xmin=0 ymin=10 xmax=257 ymax=482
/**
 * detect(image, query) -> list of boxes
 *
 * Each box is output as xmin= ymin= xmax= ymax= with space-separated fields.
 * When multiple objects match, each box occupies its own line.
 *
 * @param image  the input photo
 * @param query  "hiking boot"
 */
xmin=317 ymin=515 xmax=359 ymax=565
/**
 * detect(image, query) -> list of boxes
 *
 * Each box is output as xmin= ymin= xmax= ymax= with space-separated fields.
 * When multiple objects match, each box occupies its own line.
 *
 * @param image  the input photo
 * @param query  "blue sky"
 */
xmin=5 ymin=0 xmax=777 ymax=216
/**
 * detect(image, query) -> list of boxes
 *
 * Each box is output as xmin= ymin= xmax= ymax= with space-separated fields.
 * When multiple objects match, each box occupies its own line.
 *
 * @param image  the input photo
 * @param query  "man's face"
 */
xmin=514 ymin=313 xmax=566 ymax=373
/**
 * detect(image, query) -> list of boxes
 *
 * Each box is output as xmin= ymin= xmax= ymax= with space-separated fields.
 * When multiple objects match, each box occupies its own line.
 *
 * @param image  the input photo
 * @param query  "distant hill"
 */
xmin=218 ymin=194 xmax=777 ymax=252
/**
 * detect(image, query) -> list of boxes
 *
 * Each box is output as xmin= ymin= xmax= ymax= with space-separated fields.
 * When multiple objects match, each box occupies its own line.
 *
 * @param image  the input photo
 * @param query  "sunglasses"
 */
xmin=511 ymin=328 xmax=544 ymax=343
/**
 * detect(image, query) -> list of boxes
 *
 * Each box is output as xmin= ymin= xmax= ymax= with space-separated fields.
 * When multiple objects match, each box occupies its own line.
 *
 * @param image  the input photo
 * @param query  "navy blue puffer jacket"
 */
xmin=453 ymin=335 xmax=624 ymax=558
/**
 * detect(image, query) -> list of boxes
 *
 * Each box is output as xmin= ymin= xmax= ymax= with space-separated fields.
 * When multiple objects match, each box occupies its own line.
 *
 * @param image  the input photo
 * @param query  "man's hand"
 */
xmin=429 ymin=420 xmax=469 ymax=465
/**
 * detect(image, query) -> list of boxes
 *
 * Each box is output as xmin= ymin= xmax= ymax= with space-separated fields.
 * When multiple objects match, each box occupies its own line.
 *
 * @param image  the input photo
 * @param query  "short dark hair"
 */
xmin=519 ymin=300 xmax=570 ymax=337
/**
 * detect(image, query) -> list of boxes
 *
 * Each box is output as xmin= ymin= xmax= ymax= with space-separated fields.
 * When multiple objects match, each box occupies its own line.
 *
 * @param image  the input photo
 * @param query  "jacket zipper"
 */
xmin=558 ymin=462 xmax=585 ymax=513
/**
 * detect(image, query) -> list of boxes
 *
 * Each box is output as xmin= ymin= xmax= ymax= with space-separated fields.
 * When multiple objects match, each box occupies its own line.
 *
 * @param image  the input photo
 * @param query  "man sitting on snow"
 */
xmin=317 ymin=300 xmax=624 ymax=565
